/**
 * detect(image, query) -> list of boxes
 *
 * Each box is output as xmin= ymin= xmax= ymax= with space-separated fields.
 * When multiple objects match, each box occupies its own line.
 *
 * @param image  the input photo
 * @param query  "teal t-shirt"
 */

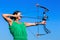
xmin=9 ymin=21 xmax=27 ymax=40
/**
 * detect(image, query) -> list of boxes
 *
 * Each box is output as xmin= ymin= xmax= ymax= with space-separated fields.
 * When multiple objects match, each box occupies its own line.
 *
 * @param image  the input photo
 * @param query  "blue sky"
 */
xmin=0 ymin=0 xmax=60 ymax=40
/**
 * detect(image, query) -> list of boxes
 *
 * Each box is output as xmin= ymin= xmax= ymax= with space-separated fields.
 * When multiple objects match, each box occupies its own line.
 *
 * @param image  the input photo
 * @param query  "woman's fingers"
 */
xmin=41 ymin=21 xmax=46 ymax=24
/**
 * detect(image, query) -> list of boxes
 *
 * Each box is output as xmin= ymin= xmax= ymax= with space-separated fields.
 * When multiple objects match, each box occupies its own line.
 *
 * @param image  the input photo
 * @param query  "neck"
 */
xmin=15 ymin=19 xmax=19 ymax=22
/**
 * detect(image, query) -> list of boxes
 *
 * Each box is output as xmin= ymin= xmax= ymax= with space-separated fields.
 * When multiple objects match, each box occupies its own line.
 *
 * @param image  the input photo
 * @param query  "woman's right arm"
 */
xmin=2 ymin=14 xmax=17 ymax=25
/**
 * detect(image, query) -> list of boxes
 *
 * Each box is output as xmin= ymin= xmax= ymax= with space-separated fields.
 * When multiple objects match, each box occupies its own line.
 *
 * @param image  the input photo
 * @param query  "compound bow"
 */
xmin=22 ymin=4 xmax=51 ymax=37
xmin=36 ymin=4 xmax=51 ymax=37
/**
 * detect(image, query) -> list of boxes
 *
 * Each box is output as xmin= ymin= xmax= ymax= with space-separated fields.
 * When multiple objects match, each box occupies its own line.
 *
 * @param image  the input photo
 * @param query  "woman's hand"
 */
xmin=35 ymin=21 xmax=46 ymax=25
xmin=41 ymin=21 xmax=46 ymax=24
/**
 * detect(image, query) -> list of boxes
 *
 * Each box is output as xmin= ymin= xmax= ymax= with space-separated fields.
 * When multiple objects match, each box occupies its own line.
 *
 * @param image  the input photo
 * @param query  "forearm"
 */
xmin=2 ymin=14 xmax=16 ymax=17
xmin=30 ymin=22 xmax=42 ymax=26
xmin=2 ymin=14 xmax=17 ymax=22
xmin=25 ymin=22 xmax=42 ymax=27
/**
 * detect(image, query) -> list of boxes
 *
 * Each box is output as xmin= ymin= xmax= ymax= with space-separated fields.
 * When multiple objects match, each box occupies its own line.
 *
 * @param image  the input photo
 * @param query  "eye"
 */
xmin=20 ymin=16 xmax=22 ymax=18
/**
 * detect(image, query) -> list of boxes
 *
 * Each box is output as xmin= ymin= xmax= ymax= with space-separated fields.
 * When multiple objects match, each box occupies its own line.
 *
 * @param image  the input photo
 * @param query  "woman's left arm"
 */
xmin=25 ymin=21 xmax=46 ymax=27
xmin=25 ymin=22 xmax=36 ymax=27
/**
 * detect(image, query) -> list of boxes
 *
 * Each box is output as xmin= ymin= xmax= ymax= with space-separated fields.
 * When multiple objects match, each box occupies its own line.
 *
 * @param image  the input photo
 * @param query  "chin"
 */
xmin=18 ymin=19 xmax=20 ymax=20
xmin=18 ymin=18 xmax=21 ymax=20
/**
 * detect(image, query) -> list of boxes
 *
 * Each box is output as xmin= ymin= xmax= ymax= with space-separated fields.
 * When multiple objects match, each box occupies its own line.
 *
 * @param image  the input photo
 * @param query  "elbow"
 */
xmin=2 ymin=14 xmax=6 ymax=18
xmin=2 ymin=14 xmax=5 ymax=17
xmin=2 ymin=14 xmax=4 ymax=17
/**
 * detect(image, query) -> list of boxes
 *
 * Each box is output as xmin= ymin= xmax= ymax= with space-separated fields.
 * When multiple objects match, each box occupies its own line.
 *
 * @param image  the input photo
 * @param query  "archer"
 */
xmin=2 ymin=11 xmax=46 ymax=40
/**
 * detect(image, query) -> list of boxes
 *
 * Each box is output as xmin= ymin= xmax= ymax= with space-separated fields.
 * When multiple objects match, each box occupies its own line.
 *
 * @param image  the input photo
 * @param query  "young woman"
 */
xmin=2 ymin=11 xmax=46 ymax=40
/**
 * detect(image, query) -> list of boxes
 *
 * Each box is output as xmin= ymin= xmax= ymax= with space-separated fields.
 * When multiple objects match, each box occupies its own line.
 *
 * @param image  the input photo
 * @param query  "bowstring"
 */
xmin=36 ymin=5 xmax=40 ymax=36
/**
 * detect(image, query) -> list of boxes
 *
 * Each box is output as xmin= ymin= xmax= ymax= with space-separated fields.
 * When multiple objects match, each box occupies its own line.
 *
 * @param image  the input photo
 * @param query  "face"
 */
xmin=16 ymin=12 xmax=22 ymax=20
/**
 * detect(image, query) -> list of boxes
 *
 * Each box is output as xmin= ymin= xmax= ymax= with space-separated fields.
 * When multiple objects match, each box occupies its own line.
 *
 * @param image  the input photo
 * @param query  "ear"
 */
xmin=14 ymin=14 xmax=17 ymax=15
